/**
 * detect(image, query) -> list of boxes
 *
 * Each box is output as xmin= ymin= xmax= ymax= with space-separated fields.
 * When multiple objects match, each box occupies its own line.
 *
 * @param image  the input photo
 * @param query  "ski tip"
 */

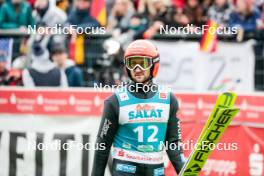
xmin=217 ymin=92 xmax=238 ymax=107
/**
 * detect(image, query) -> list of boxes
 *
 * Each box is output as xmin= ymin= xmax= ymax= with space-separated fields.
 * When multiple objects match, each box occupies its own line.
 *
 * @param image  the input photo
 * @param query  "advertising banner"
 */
xmin=0 ymin=88 xmax=263 ymax=176
xmin=153 ymin=41 xmax=255 ymax=92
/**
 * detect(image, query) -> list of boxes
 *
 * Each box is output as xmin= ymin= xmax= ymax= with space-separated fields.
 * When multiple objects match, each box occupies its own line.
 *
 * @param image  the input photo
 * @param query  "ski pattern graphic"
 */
xmin=179 ymin=92 xmax=240 ymax=176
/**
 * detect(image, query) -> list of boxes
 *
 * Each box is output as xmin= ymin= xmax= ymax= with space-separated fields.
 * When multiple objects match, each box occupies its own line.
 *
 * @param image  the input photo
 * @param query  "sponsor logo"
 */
xmin=116 ymin=164 xmax=136 ymax=174
xmin=137 ymin=145 xmax=154 ymax=152
xmin=125 ymin=153 xmax=163 ymax=162
xmin=119 ymin=92 xmax=129 ymax=101
xmin=249 ymin=143 xmax=263 ymax=176
xmin=118 ymin=150 xmax=125 ymax=157
xmin=100 ymin=119 xmax=112 ymax=138
xmin=154 ymin=167 xmax=164 ymax=176
xmin=122 ymin=143 xmax=131 ymax=149
xmin=159 ymin=93 xmax=167 ymax=99
xmin=128 ymin=104 xmax=163 ymax=120
xmin=203 ymin=159 xmax=237 ymax=175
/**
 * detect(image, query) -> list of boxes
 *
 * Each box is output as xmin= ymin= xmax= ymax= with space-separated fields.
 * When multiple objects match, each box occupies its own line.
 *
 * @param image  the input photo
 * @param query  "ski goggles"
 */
xmin=125 ymin=56 xmax=153 ymax=71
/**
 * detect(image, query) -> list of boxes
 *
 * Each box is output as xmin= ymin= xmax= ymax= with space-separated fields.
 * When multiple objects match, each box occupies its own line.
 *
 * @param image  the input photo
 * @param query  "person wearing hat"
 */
xmin=34 ymin=0 xmax=67 ymax=27
xmin=22 ymin=37 xmax=68 ymax=87
xmin=92 ymin=40 xmax=185 ymax=176
xmin=51 ymin=44 xmax=84 ymax=87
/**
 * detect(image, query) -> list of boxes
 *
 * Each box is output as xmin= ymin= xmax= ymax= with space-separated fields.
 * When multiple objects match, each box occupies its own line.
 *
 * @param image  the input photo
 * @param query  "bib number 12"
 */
xmin=133 ymin=125 xmax=158 ymax=142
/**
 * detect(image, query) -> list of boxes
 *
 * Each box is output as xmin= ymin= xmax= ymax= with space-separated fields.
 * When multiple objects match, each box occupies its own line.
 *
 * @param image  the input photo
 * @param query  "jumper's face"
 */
xmin=130 ymin=66 xmax=151 ymax=83
xmin=126 ymin=56 xmax=152 ymax=83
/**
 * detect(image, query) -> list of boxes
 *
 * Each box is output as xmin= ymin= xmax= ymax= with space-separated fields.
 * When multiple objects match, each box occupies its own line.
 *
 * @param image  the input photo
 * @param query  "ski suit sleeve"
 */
xmin=91 ymin=94 xmax=119 ymax=176
xmin=165 ymin=92 xmax=186 ymax=174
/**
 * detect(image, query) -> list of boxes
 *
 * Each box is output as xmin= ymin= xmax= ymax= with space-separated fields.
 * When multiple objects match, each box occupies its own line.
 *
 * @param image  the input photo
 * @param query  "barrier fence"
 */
xmin=0 ymin=88 xmax=263 ymax=176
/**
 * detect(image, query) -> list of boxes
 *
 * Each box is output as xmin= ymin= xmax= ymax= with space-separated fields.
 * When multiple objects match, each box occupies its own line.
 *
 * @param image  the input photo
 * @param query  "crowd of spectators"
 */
xmin=0 ymin=0 xmax=263 ymax=87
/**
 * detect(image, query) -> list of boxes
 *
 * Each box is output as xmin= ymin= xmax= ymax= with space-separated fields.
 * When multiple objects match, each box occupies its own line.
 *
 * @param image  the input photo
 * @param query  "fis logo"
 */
xmin=128 ymin=104 xmax=163 ymax=120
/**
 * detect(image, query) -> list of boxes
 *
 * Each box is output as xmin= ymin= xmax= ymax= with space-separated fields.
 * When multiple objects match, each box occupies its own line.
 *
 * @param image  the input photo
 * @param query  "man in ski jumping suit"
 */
xmin=91 ymin=40 xmax=185 ymax=176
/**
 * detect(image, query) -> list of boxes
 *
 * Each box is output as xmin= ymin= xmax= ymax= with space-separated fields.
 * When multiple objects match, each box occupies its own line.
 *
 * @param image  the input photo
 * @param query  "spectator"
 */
xmin=7 ymin=69 xmax=23 ymax=86
xmin=113 ymin=13 xmax=148 ymax=48
xmin=138 ymin=0 xmax=171 ymax=17
xmin=129 ymin=14 xmax=148 ymax=40
xmin=67 ymin=0 xmax=100 ymax=85
xmin=0 ymin=0 xmax=4 ymax=8
xmin=254 ymin=0 xmax=264 ymax=9
xmin=0 ymin=51 xmax=22 ymax=86
xmin=27 ymin=0 xmax=36 ymax=8
xmin=22 ymin=35 xmax=68 ymax=87
xmin=67 ymin=0 xmax=100 ymax=29
xmin=171 ymin=0 xmax=185 ymax=9
xmin=208 ymin=0 xmax=232 ymax=26
xmin=34 ymin=0 xmax=67 ymax=27
xmin=229 ymin=0 xmax=261 ymax=31
xmin=106 ymin=0 xmax=116 ymax=16
xmin=107 ymin=0 xmax=135 ymax=36
xmin=51 ymin=44 xmax=84 ymax=87
xmin=56 ymin=0 xmax=70 ymax=13
xmin=33 ymin=0 xmax=68 ymax=55
xmin=201 ymin=0 xmax=214 ymax=14
xmin=0 ymin=51 xmax=9 ymax=85
xmin=139 ymin=0 xmax=174 ymax=38
xmin=260 ymin=3 xmax=264 ymax=29
xmin=147 ymin=0 xmax=174 ymax=24
xmin=174 ymin=0 xmax=205 ymax=27
xmin=11 ymin=55 xmax=27 ymax=86
xmin=0 ymin=0 xmax=35 ymax=30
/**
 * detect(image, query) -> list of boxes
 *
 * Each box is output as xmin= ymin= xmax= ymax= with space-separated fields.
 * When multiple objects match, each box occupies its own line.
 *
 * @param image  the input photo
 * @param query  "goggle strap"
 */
xmin=152 ymin=57 xmax=160 ymax=63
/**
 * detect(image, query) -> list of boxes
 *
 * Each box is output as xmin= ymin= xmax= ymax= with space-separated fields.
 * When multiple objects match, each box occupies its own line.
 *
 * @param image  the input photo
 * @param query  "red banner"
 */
xmin=0 ymin=89 xmax=110 ymax=116
xmin=176 ymin=93 xmax=264 ymax=123
xmin=165 ymin=124 xmax=264 ymax=176
xmin=0 ymin=88 xmax=263 ymax=176
xmin=0 ymin=89 xmax=263 ymax=123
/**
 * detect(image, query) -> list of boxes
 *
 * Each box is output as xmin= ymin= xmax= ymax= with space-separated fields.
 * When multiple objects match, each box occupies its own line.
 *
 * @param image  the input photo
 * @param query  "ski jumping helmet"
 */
xmin=124 ymin=40 xmax=160 ymax=81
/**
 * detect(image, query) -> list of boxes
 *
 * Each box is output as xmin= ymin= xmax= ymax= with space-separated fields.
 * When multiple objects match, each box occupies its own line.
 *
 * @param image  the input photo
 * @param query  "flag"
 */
xmin=69 ymin=35 xmax=85 ymax=65
xmin=200 ymin=20 xmax=218 ymax=53
xmin=90 ymin=0 xmax=107 ymax=26
xmin=0 ymin=38 xmax=13 ymax=69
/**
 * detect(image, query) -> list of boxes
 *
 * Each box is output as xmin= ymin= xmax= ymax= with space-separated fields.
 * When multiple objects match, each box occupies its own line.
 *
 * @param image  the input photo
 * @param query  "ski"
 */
xmin=197 ymin=92 xmax=238 ymax=145
xmin=179 ymin=92 xmax=240 ymax=176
